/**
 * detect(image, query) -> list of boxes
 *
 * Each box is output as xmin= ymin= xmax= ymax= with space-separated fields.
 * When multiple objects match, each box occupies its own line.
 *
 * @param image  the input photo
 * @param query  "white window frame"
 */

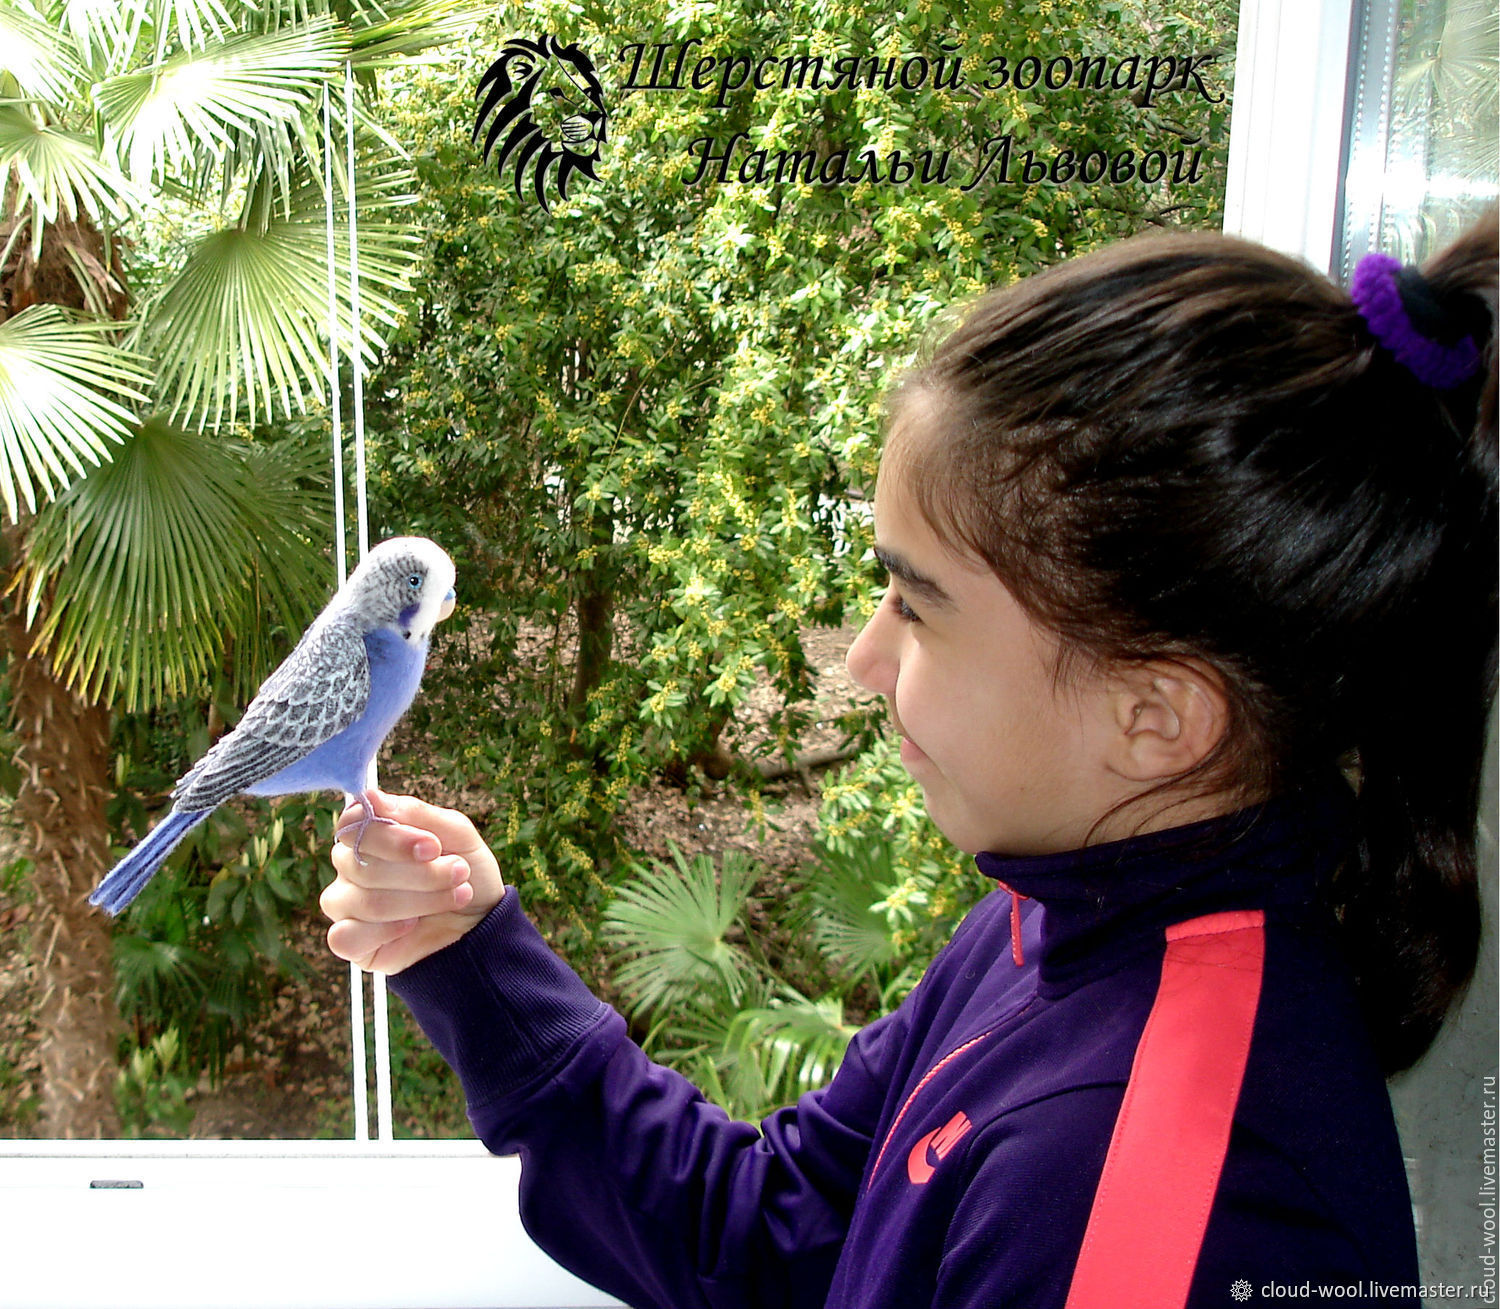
xmin=1222 ymin=0 xmax=1360 ymax=268
xmin=0 ymin=1140 xmax=621 ymax=1308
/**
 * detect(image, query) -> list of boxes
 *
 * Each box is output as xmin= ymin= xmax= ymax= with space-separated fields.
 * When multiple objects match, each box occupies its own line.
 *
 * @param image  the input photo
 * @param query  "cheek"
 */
xmin=913 ymin=655 xmax=1049 ymax=771
xmin=892 ymin=645 xmax=964 ymax=746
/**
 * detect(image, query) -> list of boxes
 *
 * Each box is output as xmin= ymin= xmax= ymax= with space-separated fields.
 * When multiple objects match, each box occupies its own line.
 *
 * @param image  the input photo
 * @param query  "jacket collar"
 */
xmin=973 ymin=780 xmax=1356 ymax=993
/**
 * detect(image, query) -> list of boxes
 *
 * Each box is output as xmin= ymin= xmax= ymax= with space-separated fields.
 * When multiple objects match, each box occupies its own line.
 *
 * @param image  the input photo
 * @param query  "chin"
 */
xmin=914 ymin=792 xmax=985 ymax=857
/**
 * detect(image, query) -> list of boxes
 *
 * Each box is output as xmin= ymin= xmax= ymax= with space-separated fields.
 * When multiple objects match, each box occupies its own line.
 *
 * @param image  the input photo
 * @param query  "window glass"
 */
xmin=1344 ymin=0 xmax=1498 ymax=266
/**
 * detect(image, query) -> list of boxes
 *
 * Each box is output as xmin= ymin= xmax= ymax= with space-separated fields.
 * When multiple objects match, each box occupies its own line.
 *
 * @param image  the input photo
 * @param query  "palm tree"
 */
xmin=0 ymin=0 xmax=470 ymax=1136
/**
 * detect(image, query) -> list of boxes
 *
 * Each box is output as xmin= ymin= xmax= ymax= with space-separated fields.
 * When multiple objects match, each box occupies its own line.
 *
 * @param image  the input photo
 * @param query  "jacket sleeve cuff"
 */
xmin=387 ymin=888 xmax=622 ymax=1115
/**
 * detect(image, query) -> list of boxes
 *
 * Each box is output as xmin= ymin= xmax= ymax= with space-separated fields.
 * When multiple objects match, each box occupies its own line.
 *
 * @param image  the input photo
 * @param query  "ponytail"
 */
xmin=1335 ymin=207 xmax=1497 ymax=1073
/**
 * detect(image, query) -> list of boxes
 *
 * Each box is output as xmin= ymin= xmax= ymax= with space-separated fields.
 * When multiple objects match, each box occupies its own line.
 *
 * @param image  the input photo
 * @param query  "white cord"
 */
xmin=342 ymin=63 xmax=393 ymax=1144
xmin=323 ymin=83 xmax=348 ymax=594
xmin=344 ymin=64 xmax=371 ymax=565
xmin=326 ymin=71 xmax=394 ymax=1144
xmin=322 ymin=82 xmax=370 ymax=1144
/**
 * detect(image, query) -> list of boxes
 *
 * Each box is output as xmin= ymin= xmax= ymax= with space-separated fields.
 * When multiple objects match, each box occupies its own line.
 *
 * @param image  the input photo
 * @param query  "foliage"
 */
xmin=0 ymin=0 xmax=477 ymax=711
xmin=0 ymin=0 xmax=458 ymax=1139
xmin=115 ymin=1027 xmax=196 ymax=1137
xmin=2 ymin=0 xmax=1238 ymax=1134
xmin=14 ymin=419 xmax=335 ymax=710
xmin=109 ymin=759 xmax=332 ymax=1077
xmin=360 ymin=0 xmax=1236 ymax=943
xmin=387 ymin=1000 xmax=469 ymax=1139
xmin=308 ymin=1000 xmax=470 ymax=1139
xmin=603 ymin=844 xmax=763 ymax=1012
xmin=656 ymin=984 xmax=861 ymax=1121
xmin=0 ymin=0 xmax=475 ymax=459
xmin=0 ymin=307 xmax=152 ymax=519
xmin=813 ymin=736 xmax=983 ymax=993
xmin=603 ymin=742 xmax=987 ymax=1119
xmin=1383 ymin=0 xmax=1498 ymax=258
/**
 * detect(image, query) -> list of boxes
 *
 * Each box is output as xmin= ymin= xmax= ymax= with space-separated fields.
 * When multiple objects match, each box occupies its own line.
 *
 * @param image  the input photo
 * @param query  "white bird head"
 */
xmin=345 ymin=537 xmax=458 ymax=643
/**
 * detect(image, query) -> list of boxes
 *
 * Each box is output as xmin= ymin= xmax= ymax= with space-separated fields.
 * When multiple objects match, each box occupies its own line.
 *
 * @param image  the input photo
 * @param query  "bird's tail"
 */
xmin=89 ymin=809 xmax=209 ymax=916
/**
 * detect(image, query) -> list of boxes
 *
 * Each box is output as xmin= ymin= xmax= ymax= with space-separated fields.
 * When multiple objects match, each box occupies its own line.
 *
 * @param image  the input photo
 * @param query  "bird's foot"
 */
xmin=336 ymin=798 xmax=398 ymax=866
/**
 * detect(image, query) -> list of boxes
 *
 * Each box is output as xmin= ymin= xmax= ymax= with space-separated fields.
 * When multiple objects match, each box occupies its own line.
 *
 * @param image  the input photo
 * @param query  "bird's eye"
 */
xmin=407 ymin=573 xmax=423 ymax=589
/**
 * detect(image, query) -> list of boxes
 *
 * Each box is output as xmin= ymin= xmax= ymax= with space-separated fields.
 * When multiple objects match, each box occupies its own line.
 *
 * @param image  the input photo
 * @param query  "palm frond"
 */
xmin=346 ymin=0 xmax=487 ymax=71
xmin=135 ymin=153 xmax=420 ymax=430
xmin=0 ymin=104 xmax=139 ymax=257
xmin=53 ymin=0 xmax=141 ymax=75
xmin=94 ymin=18 xmax=350 ymax=186
xmin=1398 ymin=0 xmax=1499 ymax=115
xmin=798 ymin=839 xmax=900 ymax=981
xmin=652 ymin=984 xmax=858 ymax=1119
xmin=218 ymin=432 xmax=335 ymax=687
xmin=603 ymin=846 xmax=763 ymax=1015
xmin=724 ymin=990 xmax=858 ymax=1108
xmin=151 ymin=0 xmax=239 ymax=61
xmin=0 ymin=0 xmax=84 ymax=101
xmin=113 ymin=932 xmax=211 ymax=1019
xmin=15 ymin=415 xmax=331 ymax=711
xmin=0 ymin=305 xmax=153 ymax=520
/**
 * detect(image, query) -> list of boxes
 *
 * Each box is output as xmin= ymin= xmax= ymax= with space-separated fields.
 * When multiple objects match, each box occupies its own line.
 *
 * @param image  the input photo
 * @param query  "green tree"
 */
xmin=0 ymin=0 xmax=470 ymax=1135
xmin=364 ymin=0 xmax=1233 ymax=945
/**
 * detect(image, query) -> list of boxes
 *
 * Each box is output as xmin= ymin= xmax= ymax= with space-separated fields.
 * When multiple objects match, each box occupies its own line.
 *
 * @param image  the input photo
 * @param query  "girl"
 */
xmin=319 ymin=210 xmax=1497 ymax=1309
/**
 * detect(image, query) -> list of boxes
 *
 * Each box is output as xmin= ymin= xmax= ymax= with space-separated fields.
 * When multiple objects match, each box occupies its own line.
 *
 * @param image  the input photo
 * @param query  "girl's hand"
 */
xmin=321 ymin=789 xmax=505 ymax=974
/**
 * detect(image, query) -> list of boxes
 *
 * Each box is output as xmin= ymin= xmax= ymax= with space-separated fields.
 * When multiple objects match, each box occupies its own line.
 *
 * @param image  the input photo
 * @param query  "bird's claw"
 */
xmin=336 ymin=804 xmax=398 ymax=865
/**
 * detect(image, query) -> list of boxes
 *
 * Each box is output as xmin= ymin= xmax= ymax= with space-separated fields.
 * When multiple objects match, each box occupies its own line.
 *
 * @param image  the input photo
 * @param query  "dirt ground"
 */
xmin=0 ymin=624 xmax=872 ymax=1139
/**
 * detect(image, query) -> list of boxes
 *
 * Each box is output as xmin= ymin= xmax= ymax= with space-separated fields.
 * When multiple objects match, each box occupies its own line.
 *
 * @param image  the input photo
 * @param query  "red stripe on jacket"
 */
xmin=1064 ymin=908 xmax=1267 ymax=1309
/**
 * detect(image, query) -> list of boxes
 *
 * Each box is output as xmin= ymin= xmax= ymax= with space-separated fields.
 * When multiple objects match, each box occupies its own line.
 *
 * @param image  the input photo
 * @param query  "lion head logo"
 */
xmin=473 ymin=36 xmax=608 ymax=214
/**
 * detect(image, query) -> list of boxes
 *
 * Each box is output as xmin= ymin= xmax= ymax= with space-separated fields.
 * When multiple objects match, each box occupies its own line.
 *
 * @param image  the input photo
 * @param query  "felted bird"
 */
xmin=89 ymin=537 xmax=457 ymax=915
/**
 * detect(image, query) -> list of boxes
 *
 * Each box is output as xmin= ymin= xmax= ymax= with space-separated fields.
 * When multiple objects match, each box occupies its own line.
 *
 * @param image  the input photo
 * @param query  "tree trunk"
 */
xmin=569 ymin=508 xmax=615 ymax=716
xmin=1 ymin=196 xmax=128 ymax=1137
xmin=1 ymin=586 xmax=120 ymax=1137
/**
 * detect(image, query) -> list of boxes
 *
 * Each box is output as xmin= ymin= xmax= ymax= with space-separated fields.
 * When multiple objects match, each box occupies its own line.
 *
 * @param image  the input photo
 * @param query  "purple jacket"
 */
xmin=391 ymin=786 xmax=1420 ymax=1308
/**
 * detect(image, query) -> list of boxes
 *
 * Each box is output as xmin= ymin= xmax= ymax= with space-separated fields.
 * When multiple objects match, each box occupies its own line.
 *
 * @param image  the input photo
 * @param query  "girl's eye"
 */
xmin=886 ymin=588 xmax=920 ymax=624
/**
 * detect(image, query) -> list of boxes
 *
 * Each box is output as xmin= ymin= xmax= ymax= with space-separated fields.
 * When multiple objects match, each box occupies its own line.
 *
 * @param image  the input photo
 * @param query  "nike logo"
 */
xmin=907 ymin=1110 xmax=973 ymax=1184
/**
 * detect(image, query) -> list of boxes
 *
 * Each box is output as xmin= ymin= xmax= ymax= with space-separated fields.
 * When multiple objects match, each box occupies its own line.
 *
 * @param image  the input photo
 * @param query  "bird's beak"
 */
xmin=439 ymin=588 xmax=456 ymax=622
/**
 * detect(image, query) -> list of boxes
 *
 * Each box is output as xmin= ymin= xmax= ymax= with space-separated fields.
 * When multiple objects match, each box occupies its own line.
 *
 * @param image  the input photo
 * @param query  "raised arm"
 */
xmin=320 ymin=790 xmax=904 ymax=1309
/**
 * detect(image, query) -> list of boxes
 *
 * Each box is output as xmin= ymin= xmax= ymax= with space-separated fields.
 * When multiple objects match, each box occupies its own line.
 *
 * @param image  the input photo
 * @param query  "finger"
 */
xmin=335 ymin=790 xmax=481 ymax=863
xmin=320 ymin=873 xmax=474 ymax=925
xmin=326 ymin=916 xmax=417 ymax=970
xmin=344 ymin=791 xmax=488 ymax=854
xmin=327 ymin=914 xmax=479 ymax=976
xmin=330 ymin=841 xmax=470 ymax=894
xmin=334 ymin=788 xmax=439 ymax=838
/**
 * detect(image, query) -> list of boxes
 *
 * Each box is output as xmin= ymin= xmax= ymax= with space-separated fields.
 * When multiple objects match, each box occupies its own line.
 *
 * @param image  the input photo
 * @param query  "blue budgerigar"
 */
xmin=90 ymin=537 xmax=458 ymax=916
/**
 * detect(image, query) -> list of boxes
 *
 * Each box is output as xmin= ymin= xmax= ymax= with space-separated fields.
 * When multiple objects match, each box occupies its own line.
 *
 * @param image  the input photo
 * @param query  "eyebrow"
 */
xmin=874 ymin=546 xmax=955 ymax=609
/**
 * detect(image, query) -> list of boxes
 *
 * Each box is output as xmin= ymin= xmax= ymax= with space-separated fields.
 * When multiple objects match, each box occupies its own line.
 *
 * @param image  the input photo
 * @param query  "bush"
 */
xmin=601 ymin=738 xmax=989 ymax=1119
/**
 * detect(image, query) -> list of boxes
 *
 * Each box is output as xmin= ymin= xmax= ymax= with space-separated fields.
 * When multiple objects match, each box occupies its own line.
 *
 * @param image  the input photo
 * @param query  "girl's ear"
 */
xmin=1104 ymin=661 xmax=1229 ymax=782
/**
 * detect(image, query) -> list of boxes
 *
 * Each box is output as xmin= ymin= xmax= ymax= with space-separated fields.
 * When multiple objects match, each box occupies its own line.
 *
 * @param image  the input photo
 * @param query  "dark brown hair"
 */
xmin=889 ymin=210 xmax=1497 ymax=1074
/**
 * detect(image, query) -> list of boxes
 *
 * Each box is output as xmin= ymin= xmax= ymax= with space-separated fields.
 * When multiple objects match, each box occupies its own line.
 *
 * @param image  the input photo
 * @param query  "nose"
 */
xmin=845 ymin=598 xmax=896 ymax=698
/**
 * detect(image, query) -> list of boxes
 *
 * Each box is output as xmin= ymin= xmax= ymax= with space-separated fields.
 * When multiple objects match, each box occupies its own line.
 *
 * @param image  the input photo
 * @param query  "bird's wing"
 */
xmin=171 ymin=622 xmax=371 ymax=811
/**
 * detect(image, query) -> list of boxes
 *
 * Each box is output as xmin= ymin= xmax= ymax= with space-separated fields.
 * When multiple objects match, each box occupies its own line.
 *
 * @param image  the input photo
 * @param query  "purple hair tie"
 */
xmin=1349 ymin=251 xmax=1482 ymax=390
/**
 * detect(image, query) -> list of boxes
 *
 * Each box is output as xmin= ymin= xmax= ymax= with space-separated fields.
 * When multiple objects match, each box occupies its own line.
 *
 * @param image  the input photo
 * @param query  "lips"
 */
xmin=890 ymin=710 xmax=926 ymax=766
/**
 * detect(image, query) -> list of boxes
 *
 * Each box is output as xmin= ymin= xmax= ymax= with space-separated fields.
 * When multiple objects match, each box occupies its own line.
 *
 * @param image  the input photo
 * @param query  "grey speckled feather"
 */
xmin=172 ymin=620 xmax=371 ymax=811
